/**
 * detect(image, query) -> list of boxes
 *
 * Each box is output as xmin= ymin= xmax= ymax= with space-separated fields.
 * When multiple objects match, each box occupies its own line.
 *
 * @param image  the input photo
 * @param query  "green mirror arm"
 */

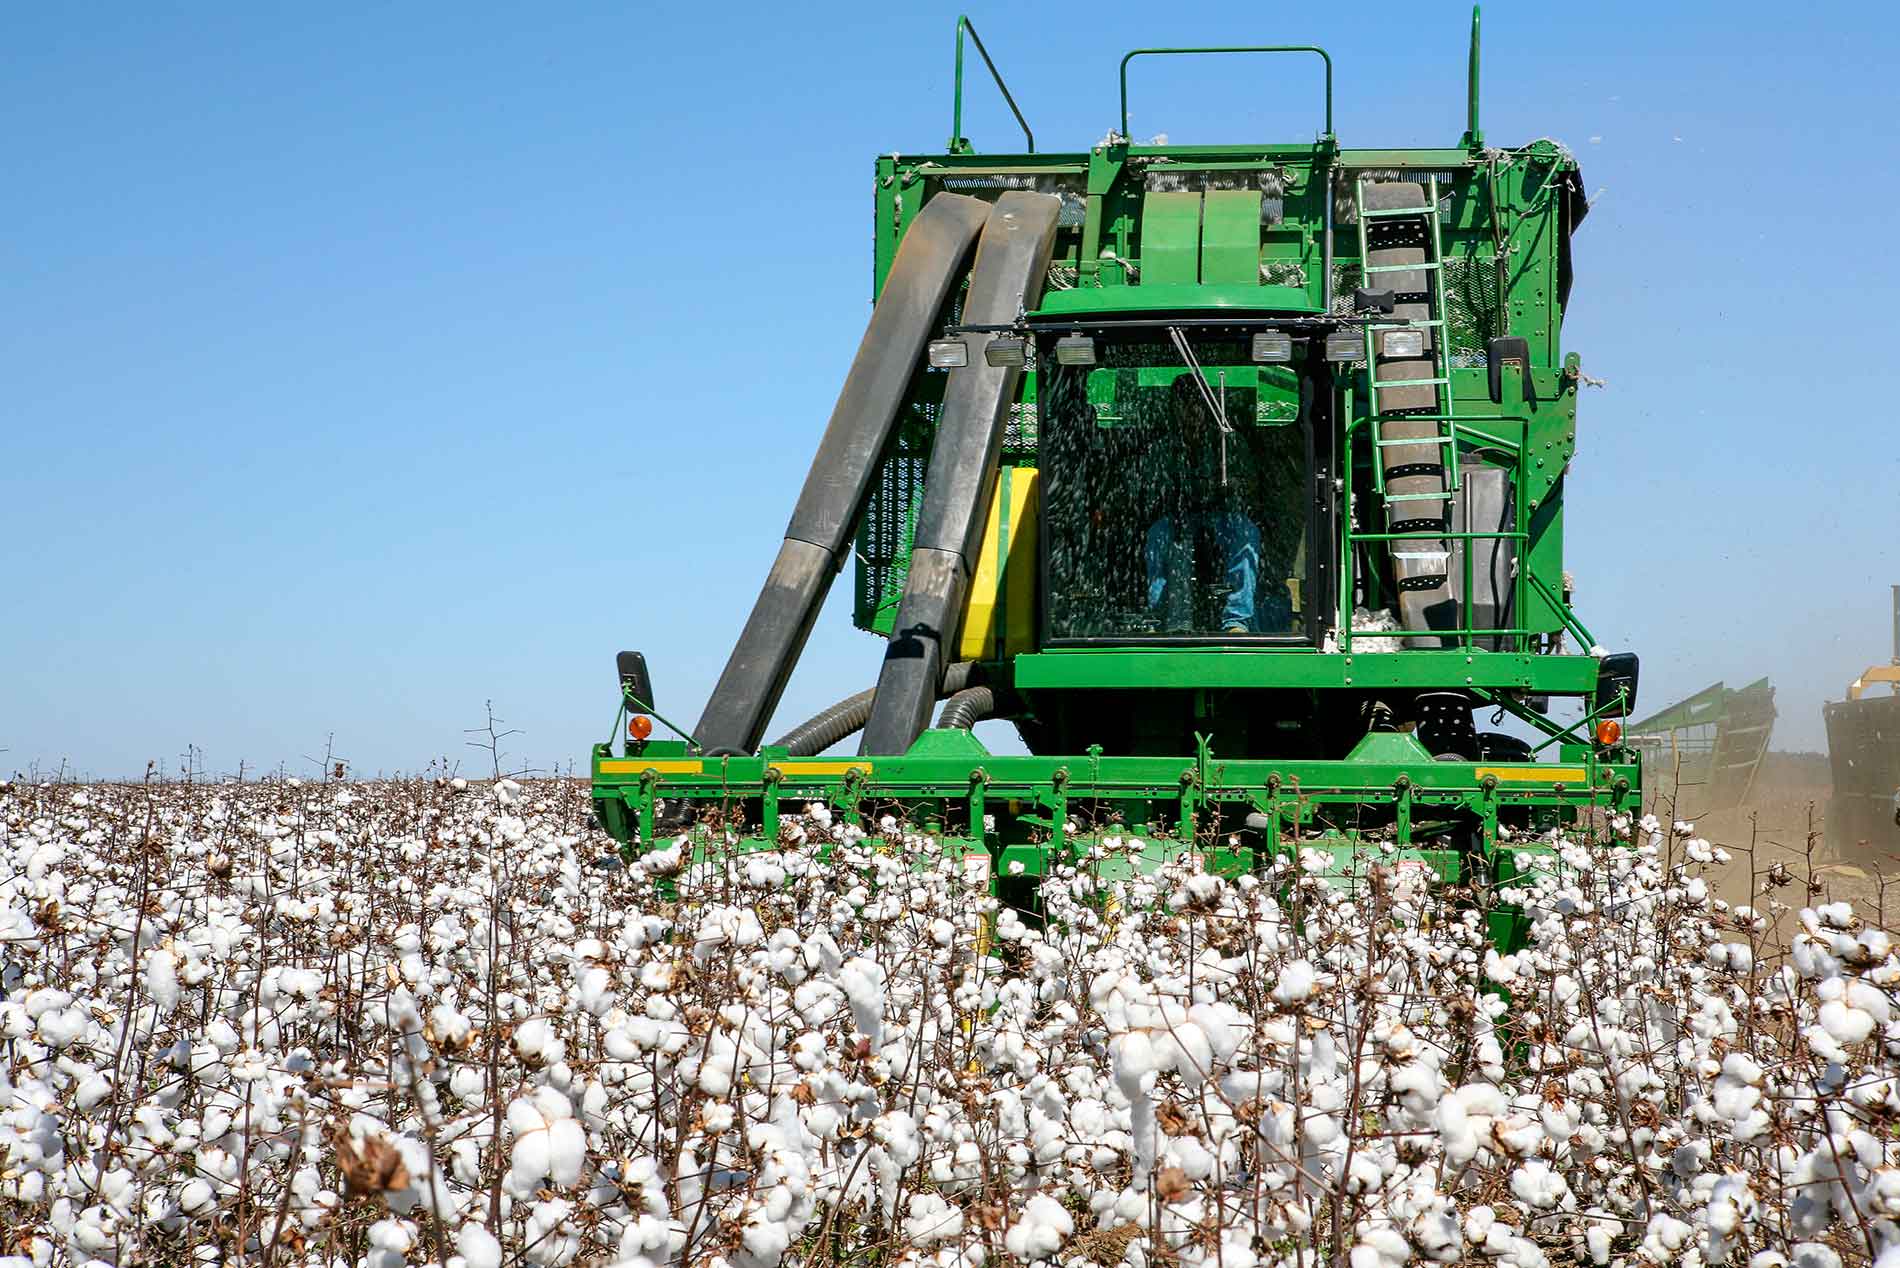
xmin=622 ymin=690 xmax=703 ymax=751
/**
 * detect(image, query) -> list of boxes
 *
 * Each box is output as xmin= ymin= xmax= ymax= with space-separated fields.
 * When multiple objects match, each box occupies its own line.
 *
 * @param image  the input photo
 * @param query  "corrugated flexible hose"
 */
xmin=935 ymin=686 xmax=996 ymax=731
xmin=771 ymin=663 xmax=976 ymax=757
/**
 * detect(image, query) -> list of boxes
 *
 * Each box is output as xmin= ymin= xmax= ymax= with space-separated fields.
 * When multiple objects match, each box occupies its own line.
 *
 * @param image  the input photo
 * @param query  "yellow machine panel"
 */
xmin=958 ymin=466 xmax=1039 ymax=660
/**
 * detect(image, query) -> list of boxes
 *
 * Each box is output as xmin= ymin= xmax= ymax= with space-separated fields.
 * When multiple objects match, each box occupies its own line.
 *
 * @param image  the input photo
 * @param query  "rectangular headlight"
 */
xmin=1053 ymin=333 xmax=1096 ymax=366
xmin=1324 ymin=331 xmax=1364 ymax=362
xmin=984 ymin=336 xmax=1027 ymax=368
xmin=927 ymin=339 xmax=969 ymax=369
xmin=1379 ymin=329 xmax=1425 ymax=359
xmin=1251 ymin=331 xmax=1293 ymax=363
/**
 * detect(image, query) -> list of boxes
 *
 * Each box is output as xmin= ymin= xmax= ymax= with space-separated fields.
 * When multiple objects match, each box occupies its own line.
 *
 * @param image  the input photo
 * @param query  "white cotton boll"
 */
xmin=1160 ymin=1022 xmax=1213 ymax=1085
xmin=1273 ymin=959 xmax=1315 ymax=1005
xmin=1849 ymin=977 xmax=1893 ymax=1023
xmin=1110 ymin=1031 xmax=1156 ymax=1097
xmin=905 ymin=1191 xmax=964 ymax=1244
xmin=576 ymin=967 xmax=614 ymax=1018
xmin=1171 ymin=1135 xmax=1215 ymax=1181
xmin=1351 ymin=1227 xmax=1410 ymax=1268
xmin=694 ymin=1031 xmax=740 ymax=1097
xmin=546 ymin=1118 xmax=586 ymax=1186
xmin=457 ymin=1223 xmax=502 ymax=1268
xmin=1188 ymin=1002 xmax=1248 ymax=1061
xmin=1820 ymin=999 xmax=1875 ymax=1045
xmin=450 ymin=1066 xmax=486 ymax=1103
xmin=21 ymin=988 xmax=69 ymax=1020
xmin=35 ymin=1008 xmax=84 ymax=1050
xmin=1411 ymin=1203 xmax=1463 ymax=1263
xmin=1003 ymin=1194 xmax=1073 ymax=1260
xmin=178 ymin=1179 xmax=214 ymax=1215
xmin=1509 ymin=1159 xmax=1567 ymax=1209
xmin=1817 ymin=901 xmax=1856 ymax=929
xmin=432 ymin=1004 xmax=473 ymax=1049
xmin=514 ymin=1017 xmax=567 ymax=1065
xmin=205 ymin=1017 xmax=240 ymax=1054
xmin=510 ymin=1131 xmax=553 ymax=1192
xmin=838 ymin=956 xmax=886 ymax=1043
xmin=146 ymin=950 xmax=180 ymax=1014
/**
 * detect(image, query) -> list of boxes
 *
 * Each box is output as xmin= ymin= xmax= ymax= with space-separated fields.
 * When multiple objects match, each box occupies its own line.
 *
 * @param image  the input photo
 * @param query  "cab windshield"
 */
xmin=1041 ymin=332 xmax=1312 ymax=642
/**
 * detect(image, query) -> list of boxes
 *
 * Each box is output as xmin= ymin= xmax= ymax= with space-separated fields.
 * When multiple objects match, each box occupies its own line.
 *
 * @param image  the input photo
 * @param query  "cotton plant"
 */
xmin=3 ymin=778 xmax=1900 ymax=1265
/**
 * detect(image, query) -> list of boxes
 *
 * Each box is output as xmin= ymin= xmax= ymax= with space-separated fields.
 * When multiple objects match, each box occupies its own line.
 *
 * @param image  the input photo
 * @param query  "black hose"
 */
xmin=772 ymin=688 xmax=875 ymax=758
xmin=772 ymin=663 xmax=976 ymax=757
xmin=936 ymin=686 xmax=997 ymax=730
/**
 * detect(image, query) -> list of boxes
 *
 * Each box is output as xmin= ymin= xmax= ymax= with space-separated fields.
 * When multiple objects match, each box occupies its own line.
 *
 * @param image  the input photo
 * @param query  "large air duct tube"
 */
xmin=692 ymin=193 xmax=993 ymax=756
xmin=860 ymin=193 xmax=1061 ymax=756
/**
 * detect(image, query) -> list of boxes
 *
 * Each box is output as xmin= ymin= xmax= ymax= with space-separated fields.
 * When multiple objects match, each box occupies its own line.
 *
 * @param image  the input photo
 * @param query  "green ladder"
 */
xmin=1355 ymin=174 xmax=1459 ymax=507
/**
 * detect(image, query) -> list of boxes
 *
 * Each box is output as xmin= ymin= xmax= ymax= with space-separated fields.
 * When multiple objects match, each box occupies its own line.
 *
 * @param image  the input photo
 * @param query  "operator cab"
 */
xmin=1037 ymin=324 xmax=1331 ymax=647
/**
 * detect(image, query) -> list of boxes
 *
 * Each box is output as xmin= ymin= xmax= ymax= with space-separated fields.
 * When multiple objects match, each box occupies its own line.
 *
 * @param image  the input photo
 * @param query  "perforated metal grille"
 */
xmin=1329 ymin=254 xmax=1499 ymax=365
xmin=853 ymin=395 xmax=1040 ymax=635
xmin=853 ymin=409 xmax=932 ymax=634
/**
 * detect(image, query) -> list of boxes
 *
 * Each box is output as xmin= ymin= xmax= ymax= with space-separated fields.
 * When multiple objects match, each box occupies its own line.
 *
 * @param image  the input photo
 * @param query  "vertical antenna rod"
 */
xmin=1466 ymin=6 xmax=1483 ymax=147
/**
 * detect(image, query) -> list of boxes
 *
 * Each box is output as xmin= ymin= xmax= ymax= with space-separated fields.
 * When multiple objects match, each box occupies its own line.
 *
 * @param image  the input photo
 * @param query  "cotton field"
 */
xmin=3 ymin=777 xmax=1900 ymax=1267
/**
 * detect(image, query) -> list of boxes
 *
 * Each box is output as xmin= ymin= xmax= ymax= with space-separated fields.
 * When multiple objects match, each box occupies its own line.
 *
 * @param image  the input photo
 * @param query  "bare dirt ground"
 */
xmin=1646 ymin=751 xmax=1900 ymax=931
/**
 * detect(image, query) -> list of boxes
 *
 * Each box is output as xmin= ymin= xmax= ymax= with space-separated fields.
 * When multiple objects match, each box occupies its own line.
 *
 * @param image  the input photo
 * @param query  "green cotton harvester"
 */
xmin=593 ymin=10 xmax=1642 ymax=923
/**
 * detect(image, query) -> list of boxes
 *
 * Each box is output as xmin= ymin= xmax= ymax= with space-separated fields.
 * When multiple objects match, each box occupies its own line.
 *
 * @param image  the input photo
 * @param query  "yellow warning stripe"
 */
xmin=776 ymin=760 xmax=873 ymax=777
xmin=597 ymin=758 xmax=876 ymax=778
xmin=597 ymin=759 xmax=702 ymax=775
xmin=1475 ymin=766 xmax=1587 ymax=784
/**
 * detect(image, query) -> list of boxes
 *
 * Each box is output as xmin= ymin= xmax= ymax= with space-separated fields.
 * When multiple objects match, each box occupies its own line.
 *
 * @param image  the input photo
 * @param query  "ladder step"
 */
xmin=1362 ymin=261 xmax=1442 ymax=274
xmin=1367 ymin=319 xmax=1444 ymax=329
xmin=1358 ymin=205 xmax=1439 ymax=219
xmin=1374 ymin=435 xmax=1454 ymax=447
xmin=1372 ymin=376 xmax=1449 ymax=389
xmin=1385 ymin=491 xmax=1450 ymax=503
xmin=1393 ymin=550 xmax=1452 ymax=561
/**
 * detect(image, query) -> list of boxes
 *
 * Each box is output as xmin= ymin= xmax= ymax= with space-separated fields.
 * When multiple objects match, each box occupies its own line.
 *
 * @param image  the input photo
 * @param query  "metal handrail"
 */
xmin=1118 ymin=46 xmax=1334 ymax=141
xmin=951 ymin=16 xmax=1035 ymax=154
xmin=1339 ymin=384 xmax=1533 ymax=653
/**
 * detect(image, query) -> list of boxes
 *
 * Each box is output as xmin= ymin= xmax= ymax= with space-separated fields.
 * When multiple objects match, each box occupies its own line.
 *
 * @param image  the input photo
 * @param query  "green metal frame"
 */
xmin=1118 ymin=46 xmax=1334 ymax=139
xmin=593 ymin=732 xmax=1634 ymax=871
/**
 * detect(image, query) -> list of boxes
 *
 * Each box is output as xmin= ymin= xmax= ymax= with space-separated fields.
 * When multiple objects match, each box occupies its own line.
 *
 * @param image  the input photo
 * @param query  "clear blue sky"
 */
xmin=5 ymin=3 xmax=1896 ymax=778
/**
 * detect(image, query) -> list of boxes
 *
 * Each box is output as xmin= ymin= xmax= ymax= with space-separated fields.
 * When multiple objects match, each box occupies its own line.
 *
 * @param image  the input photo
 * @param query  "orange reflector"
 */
xmin=1596 ymin=719 xmax=1622 ymax=746
xmin=627 ymin=714 xmax=653 ymax=741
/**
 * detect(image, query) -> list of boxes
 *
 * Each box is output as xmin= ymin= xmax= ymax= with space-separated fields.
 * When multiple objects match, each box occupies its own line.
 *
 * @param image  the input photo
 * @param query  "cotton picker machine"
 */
xmin=592 ymin=11 xmax=1642 ymax=917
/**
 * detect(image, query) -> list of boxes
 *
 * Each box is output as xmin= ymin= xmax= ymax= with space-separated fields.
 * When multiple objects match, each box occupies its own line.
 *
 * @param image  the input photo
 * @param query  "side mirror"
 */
xmin=1594 ymin=652 xmax=1639 ymax=718
xmin=617 ymin=650 xmax=655 ymax=712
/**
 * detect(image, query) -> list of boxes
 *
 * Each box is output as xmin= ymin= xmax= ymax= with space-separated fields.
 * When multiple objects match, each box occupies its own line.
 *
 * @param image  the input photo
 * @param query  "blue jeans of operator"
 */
xmin=1145 ymin=511 xmax=1261 ymax=632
